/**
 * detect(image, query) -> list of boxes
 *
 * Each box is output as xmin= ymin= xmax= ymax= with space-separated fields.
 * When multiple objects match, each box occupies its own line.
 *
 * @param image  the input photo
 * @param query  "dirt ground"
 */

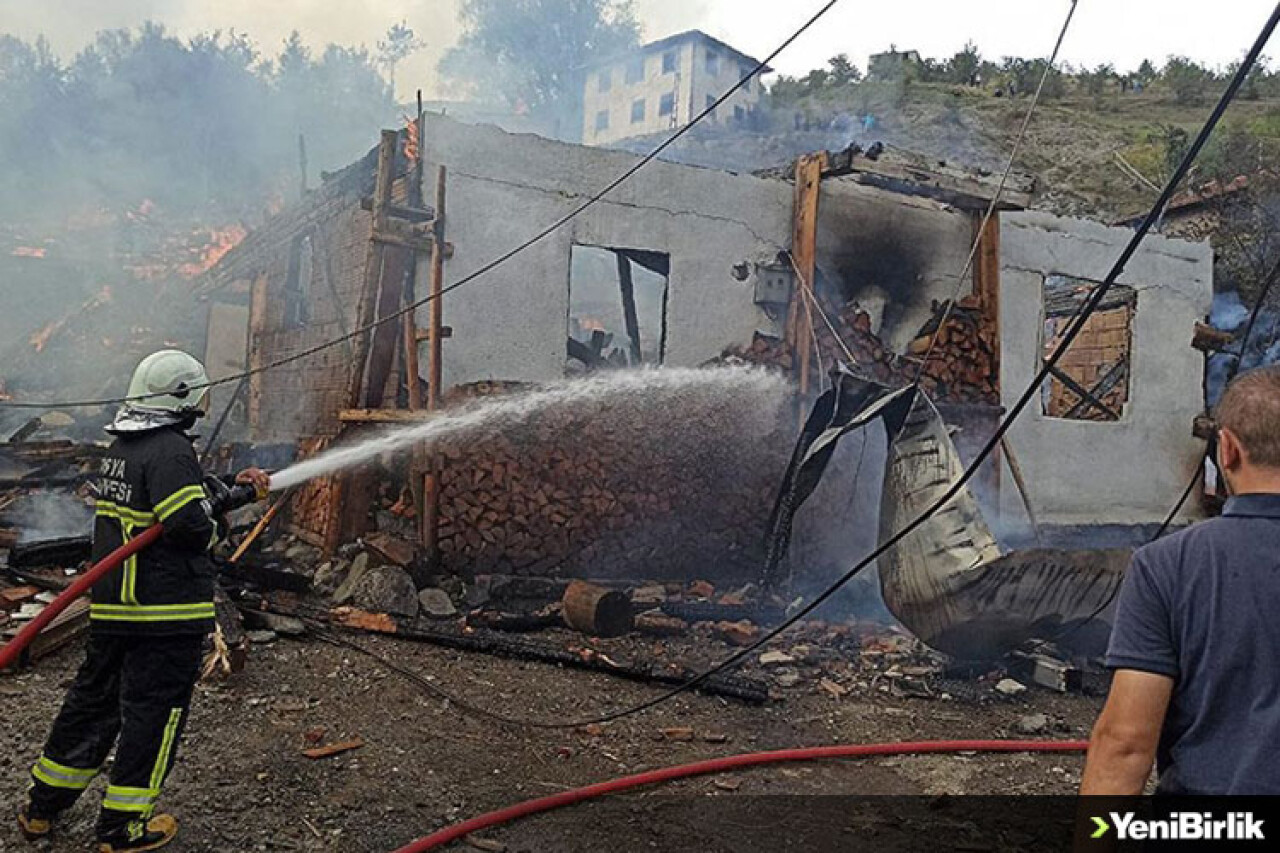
xmin=0 ymin=628 xmax=1103 ymax=853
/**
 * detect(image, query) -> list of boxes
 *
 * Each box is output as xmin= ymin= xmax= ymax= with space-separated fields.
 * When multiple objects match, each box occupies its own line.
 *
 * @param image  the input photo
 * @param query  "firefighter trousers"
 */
xmin=27 ymin=632 xmax=203 ymax=838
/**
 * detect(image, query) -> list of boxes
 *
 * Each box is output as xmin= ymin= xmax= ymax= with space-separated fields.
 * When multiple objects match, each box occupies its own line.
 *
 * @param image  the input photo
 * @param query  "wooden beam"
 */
xmin=973 ymin=213 xmax=1001 ymax=392
xmin=424 ymin=165 xmax=447 ymax=561
xmin=616 ymin=253 xmax=642 ymax=365
xmin=247 ymin=272 xmax=269 ymax=438
xmin=359 ymin=197 xmax=435 ymax=222
xmin=787 ymin=152 xmax=826 ymax=407
xmin=818 ymin=144 xmax=1034 ymax=211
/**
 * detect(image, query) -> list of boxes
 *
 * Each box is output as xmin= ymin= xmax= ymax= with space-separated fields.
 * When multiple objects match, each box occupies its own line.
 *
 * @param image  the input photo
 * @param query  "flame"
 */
xmin=11 ymin=246 xmax=46 ymax=258
xmin=177 ymin=225 xmax=247 ymax=278
xmin=28 ymin=286 xmax=113 ymax=353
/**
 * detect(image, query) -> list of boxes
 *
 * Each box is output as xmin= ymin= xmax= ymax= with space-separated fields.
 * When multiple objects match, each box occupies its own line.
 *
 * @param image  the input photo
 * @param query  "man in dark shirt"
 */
xmin=1081 ymin=365 xmax=1280 ymax=794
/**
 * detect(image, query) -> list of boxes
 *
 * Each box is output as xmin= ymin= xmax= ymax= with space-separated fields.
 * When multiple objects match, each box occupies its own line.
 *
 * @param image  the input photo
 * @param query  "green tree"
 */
xmin=946 ymin=41 xmax=981 ymax=85
xmin=440 ymin=0 xmax=639 ymax=122
xmin=377 ymin=20 xmax=426 ymax=96
xmin=1162 ymin=56 xmax=1214 ymax=105
xmin=827 ymin=53 xmax=861 ymax=86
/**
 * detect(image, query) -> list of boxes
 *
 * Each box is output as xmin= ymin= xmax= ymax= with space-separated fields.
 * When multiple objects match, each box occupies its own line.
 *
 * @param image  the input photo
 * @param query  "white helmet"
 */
xmin=107 ymin=350 xmax=209 ymax=434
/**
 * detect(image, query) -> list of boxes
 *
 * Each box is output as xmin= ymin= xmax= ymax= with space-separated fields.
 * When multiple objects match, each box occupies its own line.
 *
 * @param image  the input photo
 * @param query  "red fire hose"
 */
xmin=392 ymin=739 xmax=1090 ymax=853
xmin=0 ymin=525 xmax=164 ymax=672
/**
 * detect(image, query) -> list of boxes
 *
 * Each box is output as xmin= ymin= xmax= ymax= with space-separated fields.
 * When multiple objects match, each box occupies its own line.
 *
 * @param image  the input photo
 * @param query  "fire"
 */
xmin=177 ymin=225 xmax=247 ymax=278
xmin=28 ymin=286 xmax=113 ymax=353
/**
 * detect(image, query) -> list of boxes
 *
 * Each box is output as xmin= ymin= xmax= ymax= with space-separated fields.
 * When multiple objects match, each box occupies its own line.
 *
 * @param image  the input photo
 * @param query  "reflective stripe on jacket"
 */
xmin=90 ymin=427 xmax=216 ymax=635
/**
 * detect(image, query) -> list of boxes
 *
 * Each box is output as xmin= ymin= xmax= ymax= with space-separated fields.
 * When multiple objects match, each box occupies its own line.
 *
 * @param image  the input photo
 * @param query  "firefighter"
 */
xmin=16 ymin=350 xmax=269 ymax=852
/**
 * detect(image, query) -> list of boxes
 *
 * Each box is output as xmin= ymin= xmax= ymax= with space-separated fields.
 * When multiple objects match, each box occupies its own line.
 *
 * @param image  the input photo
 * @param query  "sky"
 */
xmin=3 ymin=0 xmax=1278 ymax=100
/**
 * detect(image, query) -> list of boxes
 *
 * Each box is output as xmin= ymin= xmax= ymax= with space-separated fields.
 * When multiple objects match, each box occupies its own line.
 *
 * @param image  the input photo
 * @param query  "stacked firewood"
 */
xmin=423 ymin=384 xmax=792 ymax=581
xmin=720 ymin=297 xmax=998 ymax=405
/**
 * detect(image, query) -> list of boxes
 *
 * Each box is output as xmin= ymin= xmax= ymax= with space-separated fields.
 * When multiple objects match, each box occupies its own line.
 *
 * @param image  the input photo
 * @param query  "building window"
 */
xmin=594 ymin=109 xmax=610 ymax=133
xmin=630 ymin=98 xmax=645 ymax=123
xmin=567 ymin=245 xmax=670 ymax=374
xmin=705 ymin=48 xmax=719 ymax=75
xmin=662 ymin=50 xmax=678 ymax=74
xmin=1040 ymin=275 xmax=1137 ymax=421
xmin=659 ymin=92 xmax=675 ymax=117
xmin=283 ymin=232 xmax=313 ymax=329
xmin=626 ymin=56 xmax=645 ymax=84
xmin=598 ymin=69 xmax=611 ymax=93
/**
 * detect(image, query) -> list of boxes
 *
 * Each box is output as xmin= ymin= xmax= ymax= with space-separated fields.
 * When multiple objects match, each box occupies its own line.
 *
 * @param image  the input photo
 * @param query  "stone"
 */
xmin=247 ymin=630 xmax=277 ymax=645
xmin=332 ymin=552 xmax=371 ymax=605
xmin=313 ymin=559 xmax=349 ymax=592
xmin=775 ymin=669 xmax=801 ymax=688
xmin=995 ymin=678 xmax=1027 ymax=697
xmin=630 ymin=584 xmax=667 ymax=606
xmin=689 ymin=580 xmax=715 ymax=599
xmin=759 ymin=651 xmax=795 ymax=667
xmin=418 ymin=588 xmax=458 ymax=619
xmin=365 ymin=532 xmax=417 ymax=568
xmin=260 ymin=613 xmax=306 ymax=637
xmin=352 ymin=565 xmax=419 ymax=618
xmin=1015 ymin=713 xmax=1050 ymax=735
xmin=713 ymin=620 xmax=758 ymax=646
xmin=285 ymin=544 xmax=316 ymax=562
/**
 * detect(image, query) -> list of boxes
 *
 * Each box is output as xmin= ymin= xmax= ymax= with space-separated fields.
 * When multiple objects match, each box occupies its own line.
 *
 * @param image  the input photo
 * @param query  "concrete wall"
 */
xmin=582 ymin=36 xmax=764 ymax=145
xmin=999 ymin=211 xmax=1213 ymax=526
xmin=415 ymin=114 xmax=792 ymax=389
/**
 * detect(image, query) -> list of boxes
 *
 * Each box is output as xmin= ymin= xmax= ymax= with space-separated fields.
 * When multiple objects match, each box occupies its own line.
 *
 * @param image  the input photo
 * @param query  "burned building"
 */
xmin=198 ymin=114 xmax=1212 ymax=590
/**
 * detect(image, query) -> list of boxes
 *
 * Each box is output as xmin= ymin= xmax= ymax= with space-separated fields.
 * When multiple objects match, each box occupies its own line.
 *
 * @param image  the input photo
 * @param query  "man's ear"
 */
xmin=1218 ymin=427 xmax=1244 ymax=472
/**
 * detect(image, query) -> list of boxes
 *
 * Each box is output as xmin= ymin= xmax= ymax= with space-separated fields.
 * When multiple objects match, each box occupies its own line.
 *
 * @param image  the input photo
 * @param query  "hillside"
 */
xmin=620 ymin=81 xmax=1280 ymax=221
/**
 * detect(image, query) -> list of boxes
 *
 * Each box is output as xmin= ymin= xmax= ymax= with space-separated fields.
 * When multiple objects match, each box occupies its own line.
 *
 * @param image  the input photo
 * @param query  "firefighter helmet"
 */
xmin=107 ymin=350 xmax=210 ymax=434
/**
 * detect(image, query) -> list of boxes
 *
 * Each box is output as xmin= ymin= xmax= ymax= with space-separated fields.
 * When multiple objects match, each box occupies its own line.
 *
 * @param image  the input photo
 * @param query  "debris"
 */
xmin=713 ymin=620 xmax=759 ymax=646
xmin=8 ymin=537 xmax=91 ymax=570
xmin=301 ymin=737 xmax=364 ymax=759
xmin=418 ymin=588 xmax=458 ymax=619
xmin=1012 ymin=651 xmax=1084 ymax=693
xmin=303 ymin=726 xmax=327 ymax=745
xmin=660 ymin=727 xmax=695 ymax=742
xmin=351 ymin=565 xmax=419 ymax=618
xmin=688 ymin=580 xmax=715 ymax=599
xmin=775 ymin=670 xmax=801 ymax=688
xmin=995 ymin=678 xmax=1027 ymax=697
xmin=580 ymin=723 xmax=604 ymax=738
xmin=321 ymin=606 xmax=770 ymax=703
xmin=819 ymin=678 xmax=849 ymax=698
xmin=701 ymin=732 xmax=730 ymax=744
xmin=713 ymin=778 xmax=741 ymax=792
xmin=562 ymin=580 xmax=633 ymax=638
xmin=257 ymin=613 xmax=306 ymax=637
xmin=247 ymin=630 xmax=277 ymax=645
xmin=759 ymin=650 xmax=795 ymax=667
xmin=633 ymin=612 xmax=687 ymax=636
xmin=272 ymin=697 xmax=309 ymax=713
xmin=312 ymin=560 xmax=348 ymax=592
xmin=364 ymin=531 xmax=417 ymax=567
xmin=630 ymin=584 xmax=667 ymax=606
xmin=464 ymin=836 xmax=507 ymax=853
xmin=331 ymin=552 xmax=371 ymax=605
xmin=1015 ymin=713 xmax=1050 ymax=735
xmin=0 ymin=586 xmax=41 ymax=611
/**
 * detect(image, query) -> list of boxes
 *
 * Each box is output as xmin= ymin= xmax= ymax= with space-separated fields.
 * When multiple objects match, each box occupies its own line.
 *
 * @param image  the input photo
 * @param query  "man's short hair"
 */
xmin=1215 ymin=365 xmax=1280 ymax=468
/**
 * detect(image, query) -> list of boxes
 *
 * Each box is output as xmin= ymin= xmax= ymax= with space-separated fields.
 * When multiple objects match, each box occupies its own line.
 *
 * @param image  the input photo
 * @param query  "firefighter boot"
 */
xmin=97 ymin=814 xmax=178 ymax=852
xmin=17 ymin=805 xmax=53 ymax=842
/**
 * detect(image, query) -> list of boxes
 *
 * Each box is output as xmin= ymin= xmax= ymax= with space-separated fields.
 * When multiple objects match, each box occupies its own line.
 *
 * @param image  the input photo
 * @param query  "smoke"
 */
xmin=5 ymin=491 xmax=94 ymax=544
xmin=1206 ymin=289 xmax=1280 ymax=407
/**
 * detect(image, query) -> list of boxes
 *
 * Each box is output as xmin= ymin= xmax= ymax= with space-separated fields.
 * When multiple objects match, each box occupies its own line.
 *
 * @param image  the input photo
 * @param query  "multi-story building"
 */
xmin=581 ymin=30 xmax=771 ymax=145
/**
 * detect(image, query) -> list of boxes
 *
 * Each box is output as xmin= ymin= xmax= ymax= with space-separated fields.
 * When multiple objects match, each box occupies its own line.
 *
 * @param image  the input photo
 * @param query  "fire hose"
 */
xmin=0 ymin=482 xmax=265 ymax=673
xmin=390 ymin=739 xmax=1090 ymax=853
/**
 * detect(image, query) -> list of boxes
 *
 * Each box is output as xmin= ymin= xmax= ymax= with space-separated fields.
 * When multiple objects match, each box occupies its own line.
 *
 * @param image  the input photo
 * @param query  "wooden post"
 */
xmin=787 ymin=152 xmax=827 ymax=417
xmin=345 ymin=130 xmax=397 ymax=409
xmin=423 ymin=165 xmax=447 ymax=559
xmin=973 ymin=212 xmax=1002 ymax=506
xmin=247 ymin=272 xmax=269 ymax=438
xmin=616 ymin=253 xmax=642 ymax=365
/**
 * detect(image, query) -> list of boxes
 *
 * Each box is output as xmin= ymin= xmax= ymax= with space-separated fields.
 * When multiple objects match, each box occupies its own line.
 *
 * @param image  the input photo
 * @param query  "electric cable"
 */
xmin=263 ymin=4 xmax=1280 ymax=732
xmin=393 ymin=3 xmax=1279 ymax=729
xmin=0 ymin=0 xmax=846 ymax=412
xmin=911 ymin=0 xmax=1078 ymax=386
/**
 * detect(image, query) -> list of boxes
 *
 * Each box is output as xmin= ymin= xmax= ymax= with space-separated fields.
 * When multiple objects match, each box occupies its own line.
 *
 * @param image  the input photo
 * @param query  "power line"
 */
xmin=0 ymin=0 xmax=845 ymax=412
xmin=278 ymin=3 xmax=1280 ymax=733
xmin=409 ymin=2 xmax=1280 ymax=729
xmin=911 ymin=0 xmax=1078 ymax=386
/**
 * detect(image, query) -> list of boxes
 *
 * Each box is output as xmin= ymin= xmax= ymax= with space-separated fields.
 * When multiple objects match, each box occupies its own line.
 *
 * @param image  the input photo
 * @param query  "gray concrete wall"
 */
xmin=999 ymin=211 xmax=1213 ymax=526
xmin=415 ymin=114 xmax=792 ymax=389
xmin=816 ymin=179 xmax=974 ymax=350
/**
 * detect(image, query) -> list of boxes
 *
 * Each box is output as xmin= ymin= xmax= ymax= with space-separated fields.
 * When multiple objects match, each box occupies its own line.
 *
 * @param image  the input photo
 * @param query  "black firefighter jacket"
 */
xmin=90 ymin=426 xmax=217 ymax=635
